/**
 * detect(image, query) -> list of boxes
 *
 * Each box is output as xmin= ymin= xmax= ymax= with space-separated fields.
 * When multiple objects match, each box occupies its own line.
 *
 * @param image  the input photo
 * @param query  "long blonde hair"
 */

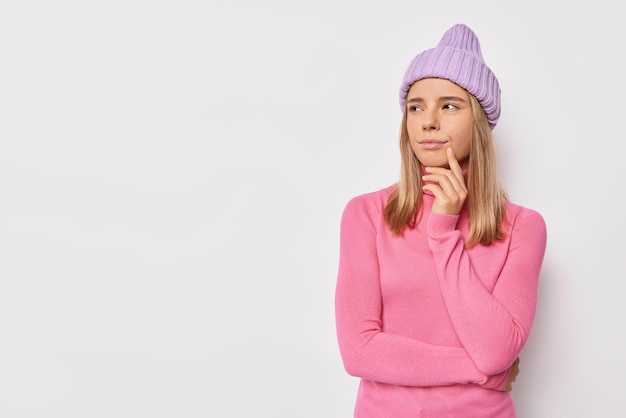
xmin=384 ymin=93 xmax=508 ymax=247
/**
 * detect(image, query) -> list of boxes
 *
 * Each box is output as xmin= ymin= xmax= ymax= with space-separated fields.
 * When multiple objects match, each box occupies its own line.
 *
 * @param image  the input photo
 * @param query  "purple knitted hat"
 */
xmin=399 ymin=24 xmax=501 ymax=128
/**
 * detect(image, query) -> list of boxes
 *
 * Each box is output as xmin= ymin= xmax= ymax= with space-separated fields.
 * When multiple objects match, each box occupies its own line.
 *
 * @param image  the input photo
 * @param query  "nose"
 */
xmin=421 ymin=109 xmax=439 ymax=131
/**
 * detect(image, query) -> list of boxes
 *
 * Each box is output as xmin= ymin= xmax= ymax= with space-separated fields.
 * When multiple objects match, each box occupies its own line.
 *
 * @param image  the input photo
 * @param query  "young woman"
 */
xmin=335 ymin=24 xmax=547 ymax=417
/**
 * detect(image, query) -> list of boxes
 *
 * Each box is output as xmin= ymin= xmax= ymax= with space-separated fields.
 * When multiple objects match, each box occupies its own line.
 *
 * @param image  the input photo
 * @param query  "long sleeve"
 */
xmin=427 ymin=206 xmax=547 ymax=375
xmin=335 ymin=194 xmax=509 ymax=387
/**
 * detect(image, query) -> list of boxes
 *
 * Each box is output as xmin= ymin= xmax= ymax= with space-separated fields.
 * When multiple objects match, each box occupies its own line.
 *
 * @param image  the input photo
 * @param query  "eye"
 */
xmin=408 ymin=105 xmax=422 ymax=112
xmin=443 ymin=103 xmax=459 ymax=110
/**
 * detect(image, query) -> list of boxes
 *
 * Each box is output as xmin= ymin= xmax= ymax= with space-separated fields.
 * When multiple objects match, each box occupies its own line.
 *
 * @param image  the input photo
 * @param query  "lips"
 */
xmin=418 ymin=140 xmax=447 ymax=150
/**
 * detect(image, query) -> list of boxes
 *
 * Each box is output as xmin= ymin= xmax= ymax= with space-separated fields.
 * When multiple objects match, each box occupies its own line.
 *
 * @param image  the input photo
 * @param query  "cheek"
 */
xmin=454 ymin=141 xmax=471 ymax=161
xmin=405 ymin=122 xmax=417 ymax=150
xmin=405 ymin=119 xmax=416 ymax=138
xmin=454 ymin=138 xmax=471 ymax=162
xmin=409 ymin=140 xmax=420 ymax=158
xmin=452 ymin=123 xmax=473 ymax=160
xmin=406 ymin=129 xmax=421 ymax=156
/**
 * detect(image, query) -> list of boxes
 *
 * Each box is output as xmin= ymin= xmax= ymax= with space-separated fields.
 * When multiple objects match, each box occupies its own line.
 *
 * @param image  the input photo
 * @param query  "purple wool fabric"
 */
xmin=399 ymin=24 xmax=501 ymax=128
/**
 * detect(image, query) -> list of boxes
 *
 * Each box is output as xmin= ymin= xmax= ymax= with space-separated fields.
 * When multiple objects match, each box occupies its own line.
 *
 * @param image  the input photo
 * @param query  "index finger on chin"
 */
xmin=446 ymin=147 xmax=463 ymax=178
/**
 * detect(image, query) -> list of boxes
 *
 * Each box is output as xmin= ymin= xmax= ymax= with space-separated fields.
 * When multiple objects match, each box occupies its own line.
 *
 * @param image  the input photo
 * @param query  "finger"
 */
xmin=447 ymin=147 xmax=464 ymax=180
xmin=423 ymin=170 xmax=465 ymax=197
xmin=422 ymin=173 xmax=456 ymax=195
xmin=446 ymin=148 xmax=468 ymax=194
xmin=422 ymin=183 xmax=444 ymax=198
xmin=422 ymin=182 xmax=455 ymax=204
xmin=424 ymin=164 xmax=466 ymax=196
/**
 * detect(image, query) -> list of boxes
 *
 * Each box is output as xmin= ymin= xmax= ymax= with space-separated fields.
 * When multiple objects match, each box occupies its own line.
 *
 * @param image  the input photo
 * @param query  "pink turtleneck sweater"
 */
xmin=335 ymin=186 xmax=547 ymax=417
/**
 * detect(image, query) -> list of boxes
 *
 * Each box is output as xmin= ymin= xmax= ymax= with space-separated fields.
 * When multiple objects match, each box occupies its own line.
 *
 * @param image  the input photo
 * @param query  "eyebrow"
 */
xmin=406 ymin=96 xmax=468 ymax=104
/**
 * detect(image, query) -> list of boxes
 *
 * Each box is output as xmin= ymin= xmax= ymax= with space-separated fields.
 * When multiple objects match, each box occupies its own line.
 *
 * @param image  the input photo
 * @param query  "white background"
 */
xmin=0 ymin=1 xmax=624 ymax=417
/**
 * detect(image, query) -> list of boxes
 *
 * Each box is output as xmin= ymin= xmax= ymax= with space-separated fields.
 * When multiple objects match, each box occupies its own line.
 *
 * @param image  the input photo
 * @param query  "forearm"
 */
xmin=426 ymin=209 xmax=547 ymax=374
xmin=335 ymin=196 xmax=503 ymax=387
xmin=336 ymin=280 xmax=497 ymax=387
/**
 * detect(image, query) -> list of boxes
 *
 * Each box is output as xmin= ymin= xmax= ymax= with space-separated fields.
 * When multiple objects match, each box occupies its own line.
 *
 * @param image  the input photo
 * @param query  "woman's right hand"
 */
xmin=501 ymin=357 xmax=520 ymax=392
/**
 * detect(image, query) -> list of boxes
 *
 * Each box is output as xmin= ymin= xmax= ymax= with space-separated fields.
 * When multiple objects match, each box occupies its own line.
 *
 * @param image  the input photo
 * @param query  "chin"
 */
xmin=418 ymin=159 xmax=449 ymax=168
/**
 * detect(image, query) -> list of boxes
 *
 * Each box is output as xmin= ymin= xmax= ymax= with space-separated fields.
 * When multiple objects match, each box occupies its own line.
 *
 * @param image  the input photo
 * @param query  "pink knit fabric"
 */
xmin=335 ymin=187 xmax=547 ymax=417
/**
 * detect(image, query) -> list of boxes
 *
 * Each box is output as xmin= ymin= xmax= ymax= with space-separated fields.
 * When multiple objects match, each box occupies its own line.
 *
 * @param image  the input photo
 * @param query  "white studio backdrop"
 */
xmin=0 ymin=1 xmax=624 ymax=417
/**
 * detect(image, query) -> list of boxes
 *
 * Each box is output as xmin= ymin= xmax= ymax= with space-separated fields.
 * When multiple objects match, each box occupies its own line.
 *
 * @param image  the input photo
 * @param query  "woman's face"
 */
xmin=405 ymin=78 xmax=473 ymax=169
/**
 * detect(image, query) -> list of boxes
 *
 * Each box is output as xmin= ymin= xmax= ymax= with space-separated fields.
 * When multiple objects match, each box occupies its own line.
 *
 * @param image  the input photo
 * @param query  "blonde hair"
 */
xmin=384 ymin=93 xmax=508 ymax=247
